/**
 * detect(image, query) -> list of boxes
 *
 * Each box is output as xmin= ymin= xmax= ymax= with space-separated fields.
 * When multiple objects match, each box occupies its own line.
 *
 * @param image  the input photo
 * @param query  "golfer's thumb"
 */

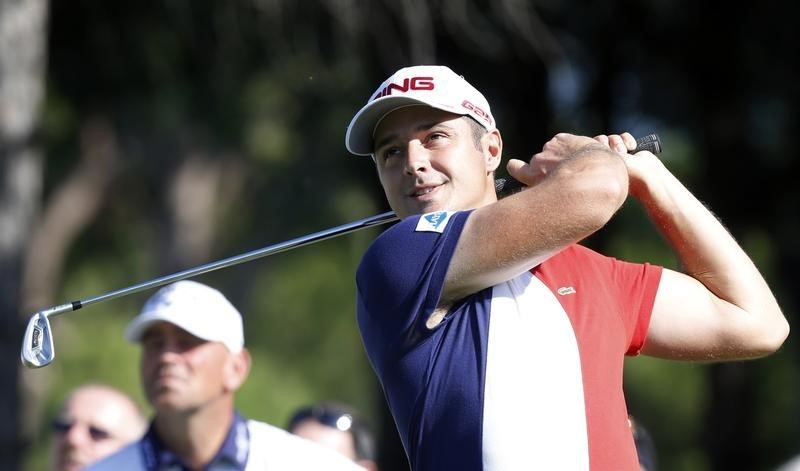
xmin=506 ymin=158 xmax=533 ymax=185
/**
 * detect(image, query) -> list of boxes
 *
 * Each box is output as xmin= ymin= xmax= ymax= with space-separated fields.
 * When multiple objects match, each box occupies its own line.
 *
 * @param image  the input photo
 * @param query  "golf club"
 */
xmin=20 ymin=210 xmax=397 ymax=368
xmin=21 ymin=133 xmax=661 ymax=368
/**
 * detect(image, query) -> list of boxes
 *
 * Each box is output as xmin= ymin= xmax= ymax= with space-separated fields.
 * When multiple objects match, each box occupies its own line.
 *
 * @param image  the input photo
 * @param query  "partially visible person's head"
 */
xmin=629 ymin=415 xmax=657 ymax=471
xmin=124 ymin=280 xmax=251 ymax=414
xmin=51 ymin=383 xmax=146 ymax=471
xmin=345 ymin=65 xmax=503 ymax=218
xmin=288 ymin=402 xmax=378 ymax=471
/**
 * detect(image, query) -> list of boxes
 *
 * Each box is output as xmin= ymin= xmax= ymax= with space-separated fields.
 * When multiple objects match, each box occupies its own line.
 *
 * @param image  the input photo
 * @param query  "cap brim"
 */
xmin=345 ymin=96 xmax=435 ymax=156
xmin=124 ymin=310 xmax=205 ymax=344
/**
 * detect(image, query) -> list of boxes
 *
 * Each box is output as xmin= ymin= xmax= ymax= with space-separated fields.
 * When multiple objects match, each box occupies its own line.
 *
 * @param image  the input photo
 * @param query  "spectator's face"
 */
xmin=139 ymin=322 xmax=233 ymax=412
xmin=291 ymin=418 xmax=358 ymax=461
xmin=372 ymin=106 xmax=500 ymax=218
xmin=51 ymin=388 xmax=141 ymax=471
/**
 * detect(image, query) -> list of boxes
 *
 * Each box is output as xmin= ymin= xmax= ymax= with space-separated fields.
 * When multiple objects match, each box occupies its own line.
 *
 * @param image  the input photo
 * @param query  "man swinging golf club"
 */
xmin=345 ymin=64 xmax=788 ymax=470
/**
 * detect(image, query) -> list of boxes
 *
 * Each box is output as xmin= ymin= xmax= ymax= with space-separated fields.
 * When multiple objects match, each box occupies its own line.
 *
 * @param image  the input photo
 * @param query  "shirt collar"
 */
xmin=140 ymin=411 xmax=250 ymax=470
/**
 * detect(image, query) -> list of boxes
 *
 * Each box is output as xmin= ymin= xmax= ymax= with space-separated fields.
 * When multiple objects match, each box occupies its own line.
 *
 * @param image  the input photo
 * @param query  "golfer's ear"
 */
xmin=484 ymin=129 xmax=502 ymax=172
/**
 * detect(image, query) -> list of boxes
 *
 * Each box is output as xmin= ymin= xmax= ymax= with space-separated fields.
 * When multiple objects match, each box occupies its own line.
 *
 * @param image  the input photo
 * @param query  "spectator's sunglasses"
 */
xmin=51 ymin=418 xmax=112 ymax=442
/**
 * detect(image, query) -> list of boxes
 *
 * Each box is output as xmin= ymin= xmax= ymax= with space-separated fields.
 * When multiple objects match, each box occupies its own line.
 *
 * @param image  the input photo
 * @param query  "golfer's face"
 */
xmin=139 ymin=322 xmax=230 ymax=411
xmin=372 ymin=106 xmax=493 ymax=218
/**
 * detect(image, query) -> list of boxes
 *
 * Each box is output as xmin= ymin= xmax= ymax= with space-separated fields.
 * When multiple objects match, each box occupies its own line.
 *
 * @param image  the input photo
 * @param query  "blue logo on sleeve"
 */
xmin=415 ymin=211 xmax=453 ymax=233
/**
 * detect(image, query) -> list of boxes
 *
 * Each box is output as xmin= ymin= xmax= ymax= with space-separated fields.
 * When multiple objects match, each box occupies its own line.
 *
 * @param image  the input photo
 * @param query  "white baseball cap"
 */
xmin=125 ymin=280 xmax=244 ymax=353
xmin=345 ymin=65 xmax=496 ymax=156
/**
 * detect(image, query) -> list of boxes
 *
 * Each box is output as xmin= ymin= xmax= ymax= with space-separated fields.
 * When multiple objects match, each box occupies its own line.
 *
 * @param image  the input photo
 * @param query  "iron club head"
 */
xmin=21 ymin=312 xmax=55 ymax=368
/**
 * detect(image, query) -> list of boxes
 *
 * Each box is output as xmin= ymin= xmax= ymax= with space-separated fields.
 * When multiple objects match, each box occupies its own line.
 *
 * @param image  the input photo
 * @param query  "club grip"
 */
xmin=634 ymin=133 xmax=661 ymax=154
xmin=494 ymin=133 xmax=662 ymax=196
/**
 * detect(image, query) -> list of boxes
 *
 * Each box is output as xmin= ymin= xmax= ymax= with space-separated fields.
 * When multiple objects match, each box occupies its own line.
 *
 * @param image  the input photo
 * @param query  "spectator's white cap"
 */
xmin=345 ymin=65 xmax=495 ymax=156
xmin=125 ymin=280 xmax=244 ymax=353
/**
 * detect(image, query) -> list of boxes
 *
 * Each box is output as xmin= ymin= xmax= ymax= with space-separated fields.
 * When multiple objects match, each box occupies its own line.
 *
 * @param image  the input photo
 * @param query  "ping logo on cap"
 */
xmin=373 ymin=76 xmax=435 ymax=99
xmin=415 ymin=211 xmax=453 ymax=233
xmin=345 ymin=65 xmax=496 ymax=156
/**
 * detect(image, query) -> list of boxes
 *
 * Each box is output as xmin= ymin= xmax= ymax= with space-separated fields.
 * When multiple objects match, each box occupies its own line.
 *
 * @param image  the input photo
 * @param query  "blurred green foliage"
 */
xmin=9 ymin=1 xmax=799 ymax=471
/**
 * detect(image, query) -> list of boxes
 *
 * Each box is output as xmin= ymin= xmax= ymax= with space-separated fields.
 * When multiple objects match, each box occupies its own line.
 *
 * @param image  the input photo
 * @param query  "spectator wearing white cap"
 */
xmin=87 ymin=280 xmax=362 ymax=471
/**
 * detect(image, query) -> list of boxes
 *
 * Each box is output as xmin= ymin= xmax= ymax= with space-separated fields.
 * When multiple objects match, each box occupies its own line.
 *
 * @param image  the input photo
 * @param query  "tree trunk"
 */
xmin=0 ymin=0 xmax=49 ymax=467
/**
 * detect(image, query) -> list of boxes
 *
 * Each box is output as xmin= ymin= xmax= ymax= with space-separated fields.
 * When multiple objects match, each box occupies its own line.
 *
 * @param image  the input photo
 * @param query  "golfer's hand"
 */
xmin=507 ymin=133 xmax=604 ymax=187
xmin=593 ymin=132 xmax=664 ymax=199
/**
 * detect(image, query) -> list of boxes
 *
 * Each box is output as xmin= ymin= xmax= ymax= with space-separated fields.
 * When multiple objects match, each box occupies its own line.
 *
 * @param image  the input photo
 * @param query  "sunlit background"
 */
xmin=2 ymin=1 xmax=798 ymax=470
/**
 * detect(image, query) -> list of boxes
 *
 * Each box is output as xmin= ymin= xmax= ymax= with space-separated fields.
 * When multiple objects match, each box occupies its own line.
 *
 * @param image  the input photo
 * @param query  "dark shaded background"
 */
xmin=1 ymin=1 xmax=797 ymax=470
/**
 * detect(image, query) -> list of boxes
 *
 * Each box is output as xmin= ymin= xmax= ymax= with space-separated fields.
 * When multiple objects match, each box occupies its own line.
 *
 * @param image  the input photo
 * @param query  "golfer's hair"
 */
xmin=463 ymin=115 xmax=487 ymax=150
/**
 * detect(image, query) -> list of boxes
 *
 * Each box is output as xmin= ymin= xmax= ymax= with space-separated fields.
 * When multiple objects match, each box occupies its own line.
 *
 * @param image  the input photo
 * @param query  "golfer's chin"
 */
xmin=397 ymin=196 xmax=450 ymax=219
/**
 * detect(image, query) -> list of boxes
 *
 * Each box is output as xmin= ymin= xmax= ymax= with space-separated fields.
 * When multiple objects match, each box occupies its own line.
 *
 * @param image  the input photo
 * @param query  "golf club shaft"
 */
xmin=38 ymin=132 xmax=662 ymax=320
xmin=45 ymin=211 xmax=399 ymax=319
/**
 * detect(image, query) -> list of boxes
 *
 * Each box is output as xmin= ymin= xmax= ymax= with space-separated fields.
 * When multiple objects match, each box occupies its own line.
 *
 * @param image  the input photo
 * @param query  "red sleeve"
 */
xmin=613 ymin=258 xmax=662 ymax=355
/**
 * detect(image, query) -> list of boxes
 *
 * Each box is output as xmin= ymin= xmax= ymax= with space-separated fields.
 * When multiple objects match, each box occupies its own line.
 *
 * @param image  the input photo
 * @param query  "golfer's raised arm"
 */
xmin=442 ymin=133 xmax=629 ymax=306
xmin=601 ymin=136 xmax=791 ymax=360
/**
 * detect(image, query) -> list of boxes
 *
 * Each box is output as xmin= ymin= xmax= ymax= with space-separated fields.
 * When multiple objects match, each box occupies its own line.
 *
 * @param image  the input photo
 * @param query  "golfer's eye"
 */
xmin=423 ymin=130 xmax=452 ymax=149
xmin=378 ymin=147 xmax=402 ymax=164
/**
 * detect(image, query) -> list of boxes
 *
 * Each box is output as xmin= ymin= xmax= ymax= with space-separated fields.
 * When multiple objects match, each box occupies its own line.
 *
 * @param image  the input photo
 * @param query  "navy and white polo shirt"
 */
xmin=356 ymin=210 xmax=662 ymax=471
